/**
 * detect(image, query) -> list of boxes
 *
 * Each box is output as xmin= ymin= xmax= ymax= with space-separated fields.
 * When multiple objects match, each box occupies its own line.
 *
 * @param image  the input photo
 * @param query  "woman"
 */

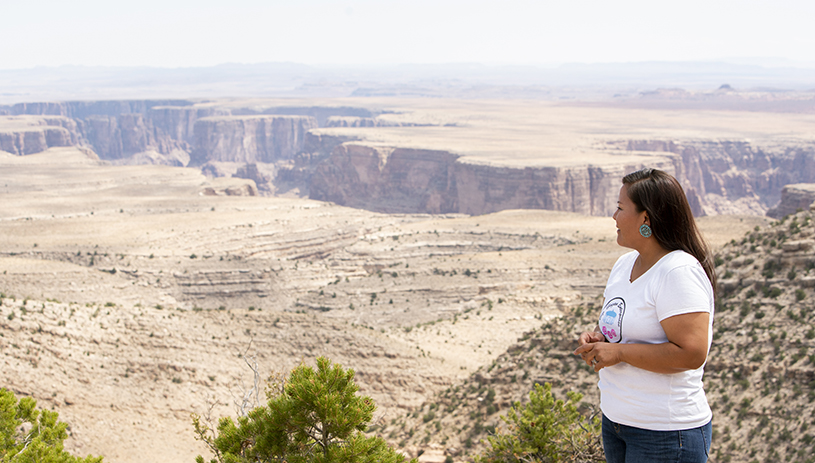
xmin=573 ymin=168 xmax=716 ymax=463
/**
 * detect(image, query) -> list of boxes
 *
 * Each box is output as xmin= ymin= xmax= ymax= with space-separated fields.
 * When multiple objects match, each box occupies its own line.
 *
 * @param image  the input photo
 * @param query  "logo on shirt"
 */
xmin=599 ymin=297 xmax=624 ymax=343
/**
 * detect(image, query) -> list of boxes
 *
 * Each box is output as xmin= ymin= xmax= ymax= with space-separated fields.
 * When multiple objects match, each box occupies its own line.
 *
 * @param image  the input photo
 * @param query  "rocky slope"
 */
xmin=0 ymin=294 xmax=455 ymax=462
xmin=384 ymin=304 xmax=601 ymax=461
xmin=706 ymin=208 xmax=815 ymax=463
xmin=392 ymin=209 xmax=815 ymax=463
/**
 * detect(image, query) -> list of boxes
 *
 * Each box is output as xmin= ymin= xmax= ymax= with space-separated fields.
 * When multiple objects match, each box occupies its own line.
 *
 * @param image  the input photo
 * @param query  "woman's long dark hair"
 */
xmin=623 ymin=168 xmax=716 ymax=292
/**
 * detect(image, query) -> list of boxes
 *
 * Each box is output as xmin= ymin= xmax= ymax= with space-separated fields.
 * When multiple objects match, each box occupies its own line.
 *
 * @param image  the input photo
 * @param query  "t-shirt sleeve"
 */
xmin=655 ymin=263 xmax=713 ymax=321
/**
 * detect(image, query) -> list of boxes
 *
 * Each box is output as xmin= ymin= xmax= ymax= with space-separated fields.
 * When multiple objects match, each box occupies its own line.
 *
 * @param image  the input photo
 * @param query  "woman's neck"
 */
xmin=639 ymin=244 xmax=671 ymax=268
xmin=630 ymin=242 xmax=671 ymax=282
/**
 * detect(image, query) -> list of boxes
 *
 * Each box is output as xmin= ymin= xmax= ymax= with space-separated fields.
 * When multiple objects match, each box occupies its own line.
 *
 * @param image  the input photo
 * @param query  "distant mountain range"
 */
xmin=2 ymin=61 xmax=814 ymax=103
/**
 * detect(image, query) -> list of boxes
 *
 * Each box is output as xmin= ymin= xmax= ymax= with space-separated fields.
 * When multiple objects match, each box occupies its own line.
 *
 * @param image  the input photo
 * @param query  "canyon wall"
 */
xmin=324 ymin=116 xmax=429 ymax=128
xmin=4 ymin=99 xmax=815 ymax=217
xmin=0 ymin=116 xmax=78 ymax=155
xmin=309 ymin=144 xmax=677 ymax=216
xmin=453 ymin=161 xmax=679 ymax=216
xmin=310 ymin=138 xmax=815 ymax=217
xmin=0 ymin=101 xmax=349 ymax=168
xmin=624 ymin=139 xmax=815 ymax=215
xmin=2 ymin=100 xmax=212 ymax=161
xmin=257 ymin=106 xmax=378 ymax=127
xmin=310 ymin=144 xmax=459 ymax=213
xmin=190 ymin=115 xmax=318 ymax=165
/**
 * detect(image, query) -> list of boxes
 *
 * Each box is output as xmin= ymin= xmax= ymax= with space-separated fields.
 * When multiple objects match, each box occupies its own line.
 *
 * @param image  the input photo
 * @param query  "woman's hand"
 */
xmin=578 ymin=330 xmax=605 ymax=346
xmin=575 ymin=329 xmax=609 ymax=371
xmin=574 ymin=341 xmax=623 ymax=372
xmin=573 ymin=312 xmax=711 ymax=374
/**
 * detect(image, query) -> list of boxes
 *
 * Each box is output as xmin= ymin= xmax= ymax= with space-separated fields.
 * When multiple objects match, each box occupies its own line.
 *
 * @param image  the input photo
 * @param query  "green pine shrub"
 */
xmin=192 ymin=357 xmax=415 ymax=463
xmin=475 ymin=383 xmax=603 ymax=463
xmin=0 ymin=388 xmax=103 ymax=462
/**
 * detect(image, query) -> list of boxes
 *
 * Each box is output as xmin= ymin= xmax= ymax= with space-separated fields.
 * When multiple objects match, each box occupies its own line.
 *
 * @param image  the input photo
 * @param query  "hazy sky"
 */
xmin=2 ymin=0 xmax=814 ymax=70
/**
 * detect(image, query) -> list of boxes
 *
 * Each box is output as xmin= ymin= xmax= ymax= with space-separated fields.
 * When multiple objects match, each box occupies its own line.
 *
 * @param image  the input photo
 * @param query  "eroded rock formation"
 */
xmin=766 ymin=183 xmax=815 ymax=218
xmin=308 ymin=136 xmax=815 ymax=217
xmin=234 ymin=163 xmax=274 ymax=193
xmin=0 ymin=102 xmax=344 ymax=189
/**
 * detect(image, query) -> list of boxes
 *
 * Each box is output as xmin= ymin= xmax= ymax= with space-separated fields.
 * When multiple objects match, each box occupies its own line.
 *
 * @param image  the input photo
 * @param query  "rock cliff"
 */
xmin=310 ymin=144 xmax=460 ymax=213
xmin=190 ymin=115 xmax=317 ymax=165
xmin=9 ymin=99 xmax=193 ymax=118
xmin=258 ymin=105 xmax=378 ymax=126
xmin=309 ymin=136 xmax=815 ymax=217
xmin=233 ymin=163 xmax=274 ymax=193
xmin=3 ymin=100 xmax=203 ymax=161
xmin=310 ymin=143 xmax=676 ymax=216
xmin=453 ymin=161 xmax=677 ymax=216
xmin=324 ymin=116 xmax=425 ymax=128
xmin=622 ymin=139 xmax=815 ymax=215
xmin=766 ymin=183 xmax=815 ymax=218
xmin=0 ymin=116 xmax=78 ymax=155
xmin=6 ymin=98 xmax=815 ymax=218
xmin=0 ymin=101 xmax=323 ymax=174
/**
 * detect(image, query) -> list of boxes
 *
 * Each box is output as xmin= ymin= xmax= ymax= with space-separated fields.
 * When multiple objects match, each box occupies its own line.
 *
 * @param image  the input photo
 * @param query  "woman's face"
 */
xmin=612 ymin=184 xmax=648 ymax=249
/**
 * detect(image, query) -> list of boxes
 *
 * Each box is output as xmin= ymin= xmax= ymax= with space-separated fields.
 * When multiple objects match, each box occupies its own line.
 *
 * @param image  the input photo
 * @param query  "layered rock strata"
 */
xmin=0 ymin=102 xmax=344 ymax=193
xmin=1 ymin=100 xmax=230 ymax=162
xmin=258 ymin=105 xmax=378 ymax=126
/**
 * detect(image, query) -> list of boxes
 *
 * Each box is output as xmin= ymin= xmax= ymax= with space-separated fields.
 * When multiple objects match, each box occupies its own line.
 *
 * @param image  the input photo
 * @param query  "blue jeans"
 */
xmin=602 ymin=414 xmax=712 ymax=463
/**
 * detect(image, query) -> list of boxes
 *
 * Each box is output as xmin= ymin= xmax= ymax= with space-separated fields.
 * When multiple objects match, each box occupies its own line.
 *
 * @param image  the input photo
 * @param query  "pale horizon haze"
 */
xmin=2 ymin=0 xmax=814 ymax=70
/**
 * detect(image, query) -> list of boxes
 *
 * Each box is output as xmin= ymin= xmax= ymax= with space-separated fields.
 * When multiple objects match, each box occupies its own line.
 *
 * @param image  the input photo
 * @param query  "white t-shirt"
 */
xmin=598 ymin=250 xmax=714 ymax=430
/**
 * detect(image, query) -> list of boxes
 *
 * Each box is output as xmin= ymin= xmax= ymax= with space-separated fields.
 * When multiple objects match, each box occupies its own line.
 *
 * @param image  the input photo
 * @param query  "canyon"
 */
xmin=0 ymin=145 xmax=767 ymax=463
xmin=3 ymin=96 xmax=815 ymax=218
xmin=2 ymin=94 xmax=815 ymax=462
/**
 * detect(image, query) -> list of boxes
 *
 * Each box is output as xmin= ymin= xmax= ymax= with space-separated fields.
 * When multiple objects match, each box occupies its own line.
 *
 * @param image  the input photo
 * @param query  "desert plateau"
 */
xmin=2 ymin=94 xmax=815 ymax=462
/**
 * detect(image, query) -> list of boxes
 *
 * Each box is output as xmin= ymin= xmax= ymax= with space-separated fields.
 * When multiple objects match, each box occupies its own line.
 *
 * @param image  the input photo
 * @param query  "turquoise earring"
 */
xmin=639 ymin=224 xmax=652 ymax=238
